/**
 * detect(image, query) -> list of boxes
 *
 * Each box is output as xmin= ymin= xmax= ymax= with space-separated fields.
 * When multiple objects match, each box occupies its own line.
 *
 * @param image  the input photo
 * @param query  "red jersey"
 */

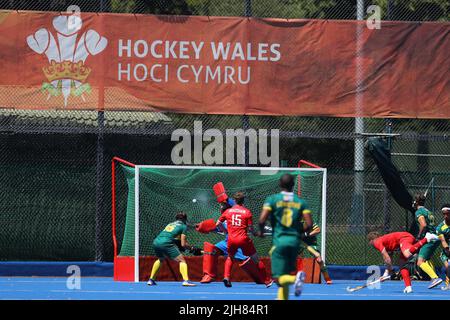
xmin=218 ymin=204 xmax=253 ymax=240
xmin=373 ymin=232 xmax=415 ymax=253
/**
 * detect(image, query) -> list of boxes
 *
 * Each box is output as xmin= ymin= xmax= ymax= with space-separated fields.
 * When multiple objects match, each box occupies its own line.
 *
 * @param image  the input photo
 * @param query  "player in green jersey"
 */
xmin=436 ymin=204 xmax=450 ymax=290
xmin=257 ymin=174 xmax=313 ymax=300
xmin=299 ymin=222 xmax=332 ymax=284
xmin=413 ymin=193 xmax=442 ymax=288
xmin=147 ymin=212 xmax=197 ymax=287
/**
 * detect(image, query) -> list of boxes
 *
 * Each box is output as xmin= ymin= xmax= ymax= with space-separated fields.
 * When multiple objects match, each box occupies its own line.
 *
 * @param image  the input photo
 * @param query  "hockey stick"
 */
xmin=424 ymin=177 xmax=435 ymax=198
xmin=346 ymin=274 xmax=390 ymax=292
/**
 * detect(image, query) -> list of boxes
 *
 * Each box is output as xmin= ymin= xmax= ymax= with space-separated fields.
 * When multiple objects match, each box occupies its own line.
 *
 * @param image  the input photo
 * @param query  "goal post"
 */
xmin=112 ymin=162 xmax=327 ymax=282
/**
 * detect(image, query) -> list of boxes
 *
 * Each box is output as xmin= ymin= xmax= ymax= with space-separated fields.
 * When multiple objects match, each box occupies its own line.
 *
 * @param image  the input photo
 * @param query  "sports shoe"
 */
xmin=428 ymin=278 xmax=443 ymax=289
xmin=425 ymin=232 xmax=439 ymax=242
xmin=265 ymin=279 xmax=274 ymax=288
xmin=182 ymin=280 xmax=197 ymax=287
xmin=403 ymin=286 xmax=413 ymax=294
xmin=223 ymin=278 xmax=232 ymax=288
xmin=200 ymin=274 xmax=215 ymax=283
xmin=326 ymin=279 xmax=333 ymax=285
xmin=147 ymin=279 xmax=157 ymax=286
xmin=441 ymin=285 xmax=450 ymax=291
xmin=294 ymin=271 xmax=306 ymax=296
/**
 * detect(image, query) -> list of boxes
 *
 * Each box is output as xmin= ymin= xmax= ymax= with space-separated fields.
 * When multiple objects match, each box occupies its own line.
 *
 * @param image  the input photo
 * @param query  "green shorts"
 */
xmin=153 ymin=241 xmax=181 ymax=260
xmin=418 ymin=241 xmax=440 ymax=260
xmin=270 ymin=240 xmax=299 ymax=278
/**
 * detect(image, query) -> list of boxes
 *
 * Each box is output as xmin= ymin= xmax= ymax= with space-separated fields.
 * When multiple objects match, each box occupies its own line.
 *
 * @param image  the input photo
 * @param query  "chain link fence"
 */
xmin=0 ymin=1 xmax=449 ymax=267
xmin=2 ymin=0 xmax=448 ymax=21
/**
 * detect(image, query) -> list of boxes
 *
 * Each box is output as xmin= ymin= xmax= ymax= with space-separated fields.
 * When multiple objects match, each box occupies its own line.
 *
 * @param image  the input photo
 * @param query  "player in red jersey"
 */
xmin=216 ymin=192 xmax=268 ymax=288
xmin=368 ymin=231 xmax=438 ymax=293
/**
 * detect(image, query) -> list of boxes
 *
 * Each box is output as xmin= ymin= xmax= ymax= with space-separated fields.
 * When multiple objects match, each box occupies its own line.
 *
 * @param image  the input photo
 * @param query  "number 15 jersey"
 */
xmin=263 ymin=191 xmax=310 ymax=244
xmin=218 ymin=205 xmax=253 ymax=241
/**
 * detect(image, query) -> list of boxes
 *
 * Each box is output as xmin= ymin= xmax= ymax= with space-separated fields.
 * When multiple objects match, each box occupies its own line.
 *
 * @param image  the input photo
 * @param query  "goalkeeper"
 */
xmin=147 ymin=212 xmax=197 ymax=287
xmin=299 ymin=222 xmax=332 ymax=284
xmin=196 ymin=183 xmax=273 ymax=287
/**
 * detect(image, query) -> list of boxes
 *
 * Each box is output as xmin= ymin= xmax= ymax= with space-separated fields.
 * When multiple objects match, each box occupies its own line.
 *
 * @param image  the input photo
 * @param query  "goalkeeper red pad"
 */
xmin=196 ymin=219 xmax=217 ymax=234
xmin=201 ymin=242 xmax=219 ymax=283
xmin=213 ymin=182 xmax=229 ymax=203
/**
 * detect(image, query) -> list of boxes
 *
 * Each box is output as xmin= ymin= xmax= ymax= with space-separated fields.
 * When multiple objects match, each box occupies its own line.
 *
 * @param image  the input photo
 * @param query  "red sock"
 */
xmin=224 ymin=257 xmax=233 ymax=279
xmin=401 ymin=268 xmax=412 ymax=287
xmin=409 ymin=238 xmax=427 ymax=254
xmin=257 ymin=261 xmax=267 ymax=282
xmin=297 ymin=258 xmax=304 ymax=271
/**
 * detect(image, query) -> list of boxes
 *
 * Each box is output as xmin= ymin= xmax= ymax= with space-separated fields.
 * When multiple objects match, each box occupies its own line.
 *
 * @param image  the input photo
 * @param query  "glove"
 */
xmin=188 ymin=246 xmax=203 ymax=256
xmin=195 ymin=219 xmax=217 ymax=234
xmin=213 ymin=182 xmax=228 ymax=203
xmin=174 ymin=239 xmax=185 ymax=252
xmin=390 ymin=272 xmax=399 ymax=281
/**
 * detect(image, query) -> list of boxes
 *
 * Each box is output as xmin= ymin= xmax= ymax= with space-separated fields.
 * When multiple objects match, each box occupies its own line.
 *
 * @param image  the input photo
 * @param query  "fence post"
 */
xmin=350 ymin=0 xmax=366 ymax=234
xmin=245 ymin=0 xmax=252 ymax=17
xmin=95 ymin=113 xmax=105 ymax=261
xmin=243 ymin=0 xmax=252 ymax=166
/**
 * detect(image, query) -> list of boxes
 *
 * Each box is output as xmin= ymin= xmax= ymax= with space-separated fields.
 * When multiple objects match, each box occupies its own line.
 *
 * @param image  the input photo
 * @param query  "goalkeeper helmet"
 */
xmin=232 ymin=192 xmax=245 ymax=205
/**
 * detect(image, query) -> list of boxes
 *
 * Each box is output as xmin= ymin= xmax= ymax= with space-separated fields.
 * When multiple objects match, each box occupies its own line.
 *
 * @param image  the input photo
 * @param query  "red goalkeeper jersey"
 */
xmin=373 ymin=232 xmax=415 ymax=253
xmin=218 ymin=205 xmax=253 ymax=240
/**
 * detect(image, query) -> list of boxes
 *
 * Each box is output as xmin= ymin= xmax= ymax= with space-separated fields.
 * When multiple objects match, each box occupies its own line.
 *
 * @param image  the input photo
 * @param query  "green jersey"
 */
xmin=263 ymin=191 xmax=311 ymax=245
xmin=415 ymin=207 xmax=436 ymax=238
xmin=436 ymin=221 xmax=450 ymax=243
xmin=154 ymin=220 xmax=188 ymax=246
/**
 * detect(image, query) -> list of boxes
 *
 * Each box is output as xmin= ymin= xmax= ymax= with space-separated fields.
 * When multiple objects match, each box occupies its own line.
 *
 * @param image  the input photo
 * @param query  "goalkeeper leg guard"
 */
xmin=201 ymin=242 xmax=219 ymax=283
xmin=179 ymin=262 xmax=189 ymax=281
xmin=150 ymin=259 xmax=162 ymax=280
xmin=239 ymin=257 xmax=263 ymax=284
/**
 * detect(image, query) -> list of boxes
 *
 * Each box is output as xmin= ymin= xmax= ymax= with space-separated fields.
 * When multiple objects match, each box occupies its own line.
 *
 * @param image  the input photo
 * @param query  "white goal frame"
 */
xmin=133 ymin=165 xmax=327 ymax=282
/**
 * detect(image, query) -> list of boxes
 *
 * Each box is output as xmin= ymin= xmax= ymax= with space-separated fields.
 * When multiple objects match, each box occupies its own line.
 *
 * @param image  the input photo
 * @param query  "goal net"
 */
xmin=114 ymin=164 xmax=327 ymax=282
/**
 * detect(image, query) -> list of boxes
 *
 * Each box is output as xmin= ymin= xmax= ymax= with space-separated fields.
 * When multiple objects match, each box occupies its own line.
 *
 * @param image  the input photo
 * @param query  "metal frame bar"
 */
xmin=133 ymin=164 xmax=327 ymax=280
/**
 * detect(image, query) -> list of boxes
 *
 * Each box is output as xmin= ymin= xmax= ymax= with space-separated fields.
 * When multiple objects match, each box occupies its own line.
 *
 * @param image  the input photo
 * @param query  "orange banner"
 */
xmin=0 ymin=11 xmax=448 ymax=118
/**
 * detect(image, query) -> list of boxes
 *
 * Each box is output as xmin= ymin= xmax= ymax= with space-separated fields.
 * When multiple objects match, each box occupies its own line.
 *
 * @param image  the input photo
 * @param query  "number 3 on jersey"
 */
xmin=281 ymin=208 xmax=293 ymax=227
xmin=231 ymin=214 xmax=242 ymax=226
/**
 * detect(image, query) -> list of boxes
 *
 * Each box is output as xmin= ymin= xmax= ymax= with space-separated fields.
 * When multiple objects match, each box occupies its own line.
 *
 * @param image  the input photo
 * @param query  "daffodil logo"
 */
xmin=26 ymin=14 xmax=108 ymax=107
